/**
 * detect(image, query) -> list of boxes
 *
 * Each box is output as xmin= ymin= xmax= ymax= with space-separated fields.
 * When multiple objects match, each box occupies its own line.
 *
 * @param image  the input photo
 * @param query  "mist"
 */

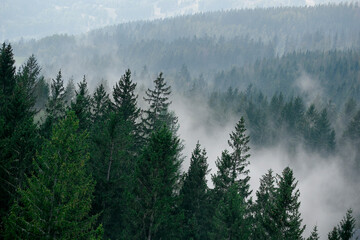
xmin=172 ymin=92 xmax=360 ymax=239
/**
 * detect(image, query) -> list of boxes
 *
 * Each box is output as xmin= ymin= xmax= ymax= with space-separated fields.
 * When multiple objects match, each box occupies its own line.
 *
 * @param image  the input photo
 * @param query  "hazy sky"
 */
xmin=1 ymin=0 xmax=356 ymax=41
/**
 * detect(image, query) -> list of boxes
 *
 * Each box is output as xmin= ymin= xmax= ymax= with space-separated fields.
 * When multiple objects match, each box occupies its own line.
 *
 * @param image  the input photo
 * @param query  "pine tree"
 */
xmin=315 ymin=109 xmax=336 ymax=152
xmin=307 ymin=225 xmax=320 ymax=240
xmin=0 ymin=43 xmax=16 ymax=96
xmin=113 ymin=69 xmax=140 ymax=124
xmin=210 ymin=117 xmax=252 ymax=239
xmin=3 ymin=111 xmax=101 ymax=239
xmin=71 ymin=76 xmax=92 ymax=131
xmin=254 ymin=169 xmax=279 ymax=239
xmin=64 ymin=77 xmax=76 ymax=105
xmin=92 ymin=83 xmax=111 ymax=122
xmin=211 ymin=184 xmax=249 ymax=240
xmin=180 ymin=142 xmax=210 ymax=240
xmin=338 ymin=209 xmax=356 ymax=240
xmin=42 ymin=70 xmax=66 ymax=137
xmin=0 ymin=47 xmax=39 ymax=227
xmin=328 ymin=227 xmax=340 ymax=240
xmin=142 ymin=72 xmax=178 ymax=136
xmin=274 ymin=167 xmax=305 ymax=240
xmin=132 ymin=126 xmax=182 ymax=240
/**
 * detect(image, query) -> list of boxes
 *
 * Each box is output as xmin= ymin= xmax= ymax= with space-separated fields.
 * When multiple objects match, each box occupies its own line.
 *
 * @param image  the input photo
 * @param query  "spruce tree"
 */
xmin=92 ymin=83 xmax=111 ymax=122
xmin=113 ymin=69 xmax=140 ymax=124
xmin=211 ymin=117 xmax=252 ymax=239
xmin=328 ymin=227 xmax=340 ymax=240
xmin=307 ymin=225 xmax=320 ymax=240
xmin=71 ymin=76 xmax=92 ymax=131
xmin=180 ymin=142 xmax=210 ymax=240
xmin=42 ymin=70 xmax=66 ymax=137
xmin=254 ymin=169 xmax=279 ymax=239
xmin=338 ymin=209 xmax=356 ymax=240
xmin=132 ymin=126 xmax=182 ymax=240
xmin=142 ymin=72 xmax=178 ymax=136
xmin=3 ymin=111 xmax=101 ymax=239
xmin=0 ymin=47 xmax=39 ymax=227
xmin=274 ymin=167 xmax=305 ymax=240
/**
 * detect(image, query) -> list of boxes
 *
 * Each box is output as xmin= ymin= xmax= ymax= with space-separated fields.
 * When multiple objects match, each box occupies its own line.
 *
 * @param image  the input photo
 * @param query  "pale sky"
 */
xmin=0 ymin=0 xmax=355 ymax=41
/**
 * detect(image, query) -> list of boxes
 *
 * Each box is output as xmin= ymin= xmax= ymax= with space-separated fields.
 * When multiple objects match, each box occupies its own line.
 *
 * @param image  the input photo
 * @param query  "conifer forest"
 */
xmin=1 ymin=2 xmax=360 ymax=240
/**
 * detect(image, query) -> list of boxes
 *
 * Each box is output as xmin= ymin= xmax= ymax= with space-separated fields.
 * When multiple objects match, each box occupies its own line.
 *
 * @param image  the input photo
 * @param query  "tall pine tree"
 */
xmin=3 ymin=111 xmax=101 ymax=239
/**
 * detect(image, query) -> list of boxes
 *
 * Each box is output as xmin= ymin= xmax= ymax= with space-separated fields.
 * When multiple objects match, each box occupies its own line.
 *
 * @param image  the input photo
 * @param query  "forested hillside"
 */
xmin=12 ymin=4 xmax=360 ymax=81
xmin=1 ymin=3 xmax=360 ymax=240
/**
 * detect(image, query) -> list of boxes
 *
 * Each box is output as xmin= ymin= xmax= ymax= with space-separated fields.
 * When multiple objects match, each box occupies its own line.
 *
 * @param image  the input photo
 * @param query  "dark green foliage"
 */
xmin=0 ymin=46 xmax=39 ymax=229
xmin=0 ymin=43 xmax=16 ymax=96
xmin=211 ymin=117 xmax=252 ymax=239
xmin=142 ymin=72 xmax=178 ymax=136
xmin=307 ymin=226 xmax=320 ymax=240
xmin=70 ymin=76 xmax=92 ymax=131
xmin=274 ymin=167 xmax=305 ymax=240
xmin=254 ymin=169 xmax=278 ymax=239
xmin=113 ymin=69 xmax=140 ymax=123
xmin=180 ymin=142 xmax=210 ymax=240
xmin=92 ymin=83 xmax=111 ymax=122
xmin=211 ymin=184 xmax=250 ymax=240
xmin=328 ymin=227 xmax=340 ymax=240
xmin=338 ymin=209 xmax=356 ymax=240
xmin=132 ymin=126 xmax=182 ymax=239
xmin=328 ymin=209 xmax=356 ymax=240
xmin=3 ymin=111 xmax=100 ymax=239
xmin=42 ymin=70 xmax=66 ymax=137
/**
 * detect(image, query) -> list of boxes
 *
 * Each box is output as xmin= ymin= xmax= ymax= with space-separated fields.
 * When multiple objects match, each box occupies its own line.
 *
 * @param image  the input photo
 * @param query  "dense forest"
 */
xmin=1 ymin=3 xmax=360 ymax=240
xmin=1 ymin=42 xmax=359 ymax=239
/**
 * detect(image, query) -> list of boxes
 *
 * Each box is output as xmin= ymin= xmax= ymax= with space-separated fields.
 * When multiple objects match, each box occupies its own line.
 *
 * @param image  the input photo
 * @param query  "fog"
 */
xmin=172 ymin=92 xmax=360 ymax=239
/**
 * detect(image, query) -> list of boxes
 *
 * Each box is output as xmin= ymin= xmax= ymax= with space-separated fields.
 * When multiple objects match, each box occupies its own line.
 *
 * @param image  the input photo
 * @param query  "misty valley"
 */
xmin=1 ymin=3 xmax=360 ymax=240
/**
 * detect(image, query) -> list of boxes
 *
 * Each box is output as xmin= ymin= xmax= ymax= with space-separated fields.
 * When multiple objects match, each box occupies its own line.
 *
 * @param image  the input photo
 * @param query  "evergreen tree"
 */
xmin=0 ymin=43 xmax=16 ymax=96
xmin=180 ymin=142 xmax=210 ymax=240
xmin=211 ymin=117 xmax=252 ymax=240
xmin=113 ymin=69 xmax=140 ymax=124
xmin=132 ymin=126 xmax=182 ymax=240
xmin=42 ymin=70 xmax=66 ymax=137
xmin=0 ymin=46 xmax=39 ymax=228
xmin=211 ymin=184 xmax=250 ymax=240
xmin=64 ymin=77 xmax=76 ymax=105
xmin=92 ymin=83 xmax=111 ymax=122
xmin=254 ymin=169 xmax=279 ymax=239
xmin=328 ymin=227 xmax=340 ymax=240
xmin=307 ymin=225 xmax=320 ymax=240
xmin=274 ymin=167 xmax=305 ymax=240
xmin=3 ymin=111 xmax=101 ymax=239
xmin=338 ymin=209 xmax=356 ymax=240
xmin=314 ymin=109 xmax=336 ymax=152
xmin=71 ymin=75 xmax=92 ymax=131
xmin=142 ymin=72 xmax=178 ymax=136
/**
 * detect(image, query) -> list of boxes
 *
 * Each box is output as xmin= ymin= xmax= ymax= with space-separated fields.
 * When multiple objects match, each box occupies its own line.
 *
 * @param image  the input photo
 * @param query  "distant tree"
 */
xmin=315 ymin=109 xmax=336 ymax=152
xmin=92 ymin=83 xmax=111 ymax=122
xmin=64 ymin=77 xmax=76 ymax=105
xmin=142 ymin=72 xmax=178 ymax=136
xmin=3 ymin=112 xmax=101 ymax=239
xmin=180 ymin=142 xmax=210 ymax=240
xmin=71 ymin=76 xmax=92 ymax=131
xmin=307 ymin=225 xmax=320 ymax=240
xmin=42 ymin=70 xmax=66 ymax=137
